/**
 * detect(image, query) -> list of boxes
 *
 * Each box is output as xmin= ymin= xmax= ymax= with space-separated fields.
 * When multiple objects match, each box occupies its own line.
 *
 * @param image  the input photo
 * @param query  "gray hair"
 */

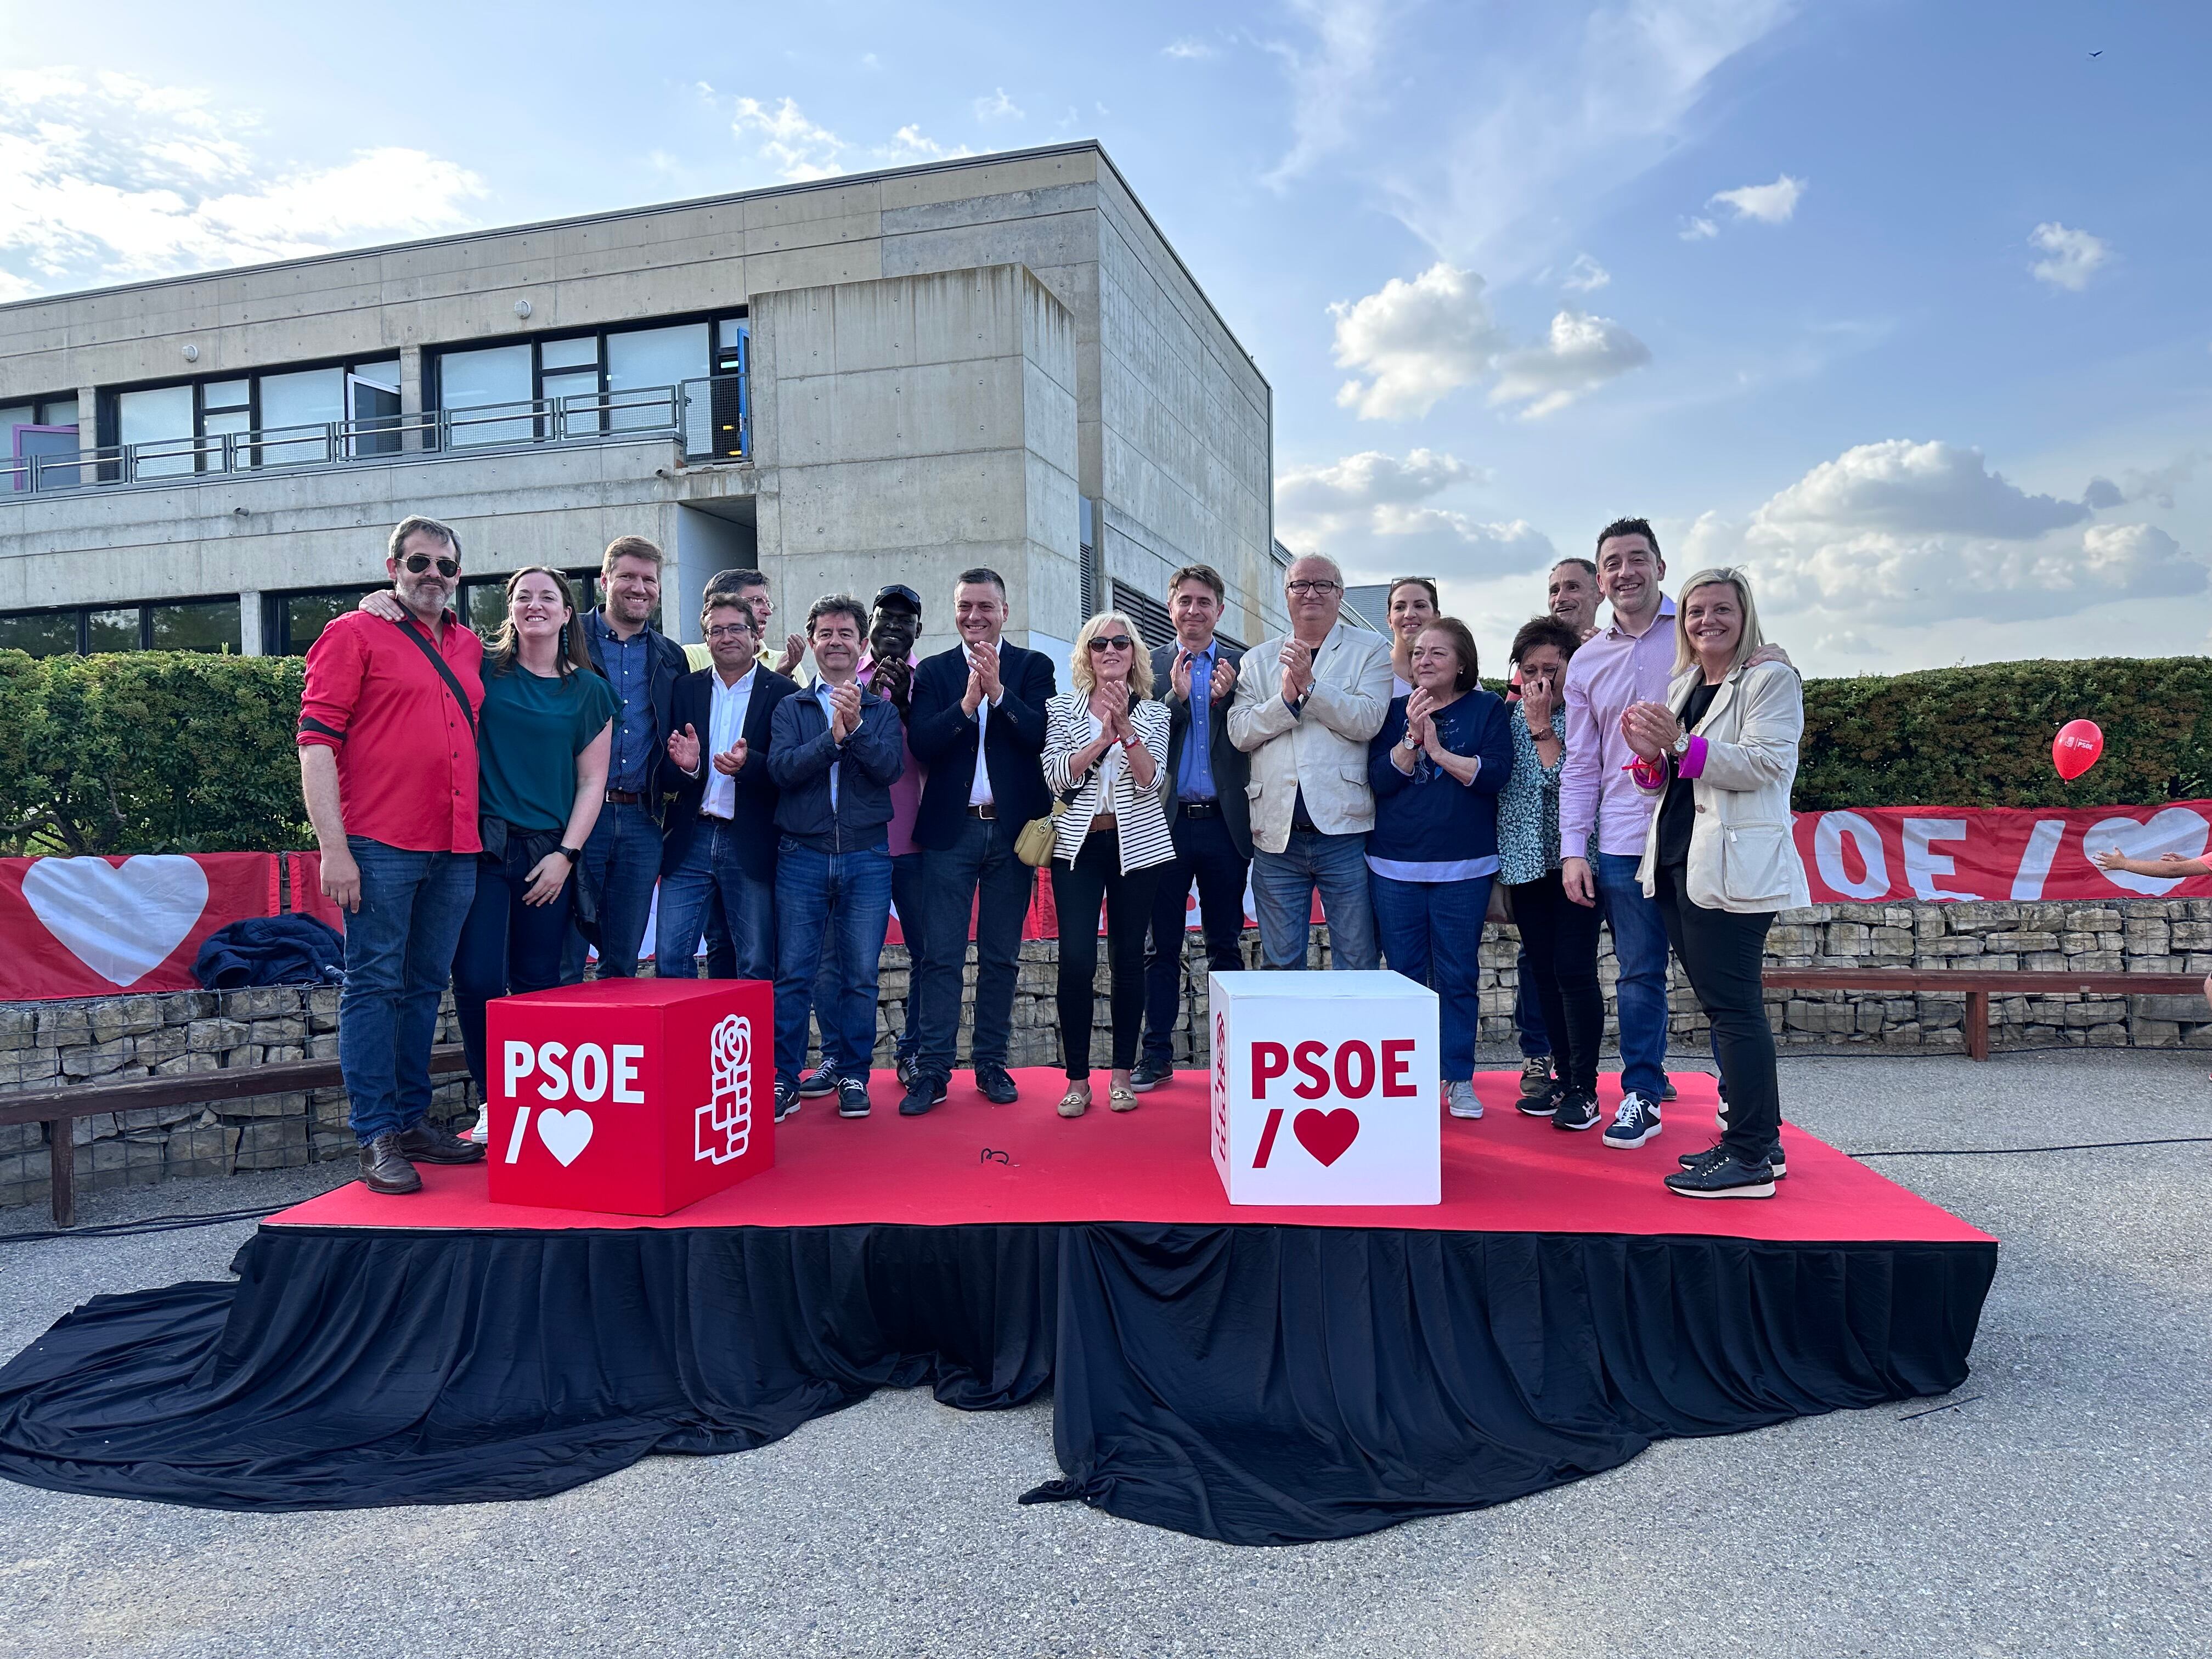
xmin=1285 ymin=552 xmax=1343 ymax=584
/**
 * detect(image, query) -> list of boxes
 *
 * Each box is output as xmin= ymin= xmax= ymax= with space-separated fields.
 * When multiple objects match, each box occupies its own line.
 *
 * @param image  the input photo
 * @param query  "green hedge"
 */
xmin=3 ymin=650 xmax=2208 ymax=855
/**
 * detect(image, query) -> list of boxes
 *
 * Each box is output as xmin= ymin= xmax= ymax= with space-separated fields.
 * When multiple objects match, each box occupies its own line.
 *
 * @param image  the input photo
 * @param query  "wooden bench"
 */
xmin=1759 ymin=969 xmax=2208 ymax=1061
xmin=0 ymin=1046 xmax=470 ymax=1228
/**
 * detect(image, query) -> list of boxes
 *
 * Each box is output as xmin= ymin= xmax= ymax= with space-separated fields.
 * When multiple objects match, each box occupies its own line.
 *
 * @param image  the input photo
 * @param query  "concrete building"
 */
xmin=0 ymin=143 xmax=1279 ymax=665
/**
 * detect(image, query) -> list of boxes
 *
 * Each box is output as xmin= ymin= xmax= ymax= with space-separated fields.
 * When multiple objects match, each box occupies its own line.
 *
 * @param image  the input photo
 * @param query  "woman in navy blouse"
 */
xmin=1367 ymin=618 xmax=1514 ymax=1121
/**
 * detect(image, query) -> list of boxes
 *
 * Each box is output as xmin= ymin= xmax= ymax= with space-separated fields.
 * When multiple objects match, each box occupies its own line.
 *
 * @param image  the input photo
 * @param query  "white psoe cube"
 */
xmin=1208 ymin=970 xmax=1441 ymax=1205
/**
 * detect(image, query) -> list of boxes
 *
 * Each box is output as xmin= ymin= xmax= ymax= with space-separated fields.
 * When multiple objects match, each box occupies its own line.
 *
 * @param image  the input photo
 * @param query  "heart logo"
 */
xmin=20 ymin=855 xmax=211 ymax=986
xmin=1292 ymin=1107 xmax=1360 ymax=1167
xmin=537 ymin=1108 xmax=595 ymax=1167
xmin=2084 ymin=808 xmax=2210 ymax=895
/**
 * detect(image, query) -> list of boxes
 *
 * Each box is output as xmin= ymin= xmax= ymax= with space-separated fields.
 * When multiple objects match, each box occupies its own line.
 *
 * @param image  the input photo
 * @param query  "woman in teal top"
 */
xmin=451 ymin=567 xmax=617 ymax=1097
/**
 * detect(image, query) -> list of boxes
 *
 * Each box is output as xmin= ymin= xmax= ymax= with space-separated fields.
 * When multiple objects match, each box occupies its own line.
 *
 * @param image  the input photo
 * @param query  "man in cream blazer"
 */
xmin=1226 ymin=554 xmax=1393 ymax=969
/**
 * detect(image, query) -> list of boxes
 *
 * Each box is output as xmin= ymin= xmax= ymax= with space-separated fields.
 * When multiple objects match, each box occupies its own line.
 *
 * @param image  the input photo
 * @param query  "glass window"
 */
xmin=203 ymin=380 xmax=250 ymax=413
xmin=279 ymin=588 xmax=379 ymax=655
xmin=544 ymin=369 xmax=601 ymax=436
xmin=0 ymin=404 xmax=32 ymax=439
xmin=540 ymin=336 xmax=597 ymax=370
xmin=439 ymin=344 xmax=534 ymax=446
xmin=464 ymin=580 xmax=509 ymax=636
xmin=38 ymin=397 xmax=78 ymax=429
xmin=606 ymin=323 xmax=705 ymax=430
xmin=119 ymin=386 xmax=196 ymax=479
xmin=86 ymin=607 xmax=142 ymax=652
xmin=149 ymin=597 xmax=241 ymax=653
xmin=258 ymin=368 xmax=345 ymax=466
xmin=0 ymin=610 xmax=77 ymax=656
xmin=349 ymin=359 xmax=400 ymax=391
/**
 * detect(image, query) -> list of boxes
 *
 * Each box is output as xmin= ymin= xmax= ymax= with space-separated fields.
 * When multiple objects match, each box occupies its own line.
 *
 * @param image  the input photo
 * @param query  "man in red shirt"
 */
xmin=297 ymin=516 xmax=489 ymax=1195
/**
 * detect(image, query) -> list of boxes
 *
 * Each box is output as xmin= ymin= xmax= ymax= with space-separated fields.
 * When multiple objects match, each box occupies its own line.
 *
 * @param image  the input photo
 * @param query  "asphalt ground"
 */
xmin=1 ymin=1048 xmax=2207 ymax=1659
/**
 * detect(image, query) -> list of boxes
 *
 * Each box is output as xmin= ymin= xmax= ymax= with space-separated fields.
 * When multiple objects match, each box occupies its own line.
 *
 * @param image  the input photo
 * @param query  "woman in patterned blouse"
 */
xmin=1496 ymin=616 xmax=1606 ymax=1133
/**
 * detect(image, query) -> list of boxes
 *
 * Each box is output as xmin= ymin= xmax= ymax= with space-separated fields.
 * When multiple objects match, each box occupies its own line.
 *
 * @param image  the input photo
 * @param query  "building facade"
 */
xmin=0 ymin=143 xmax=1279 ymax=663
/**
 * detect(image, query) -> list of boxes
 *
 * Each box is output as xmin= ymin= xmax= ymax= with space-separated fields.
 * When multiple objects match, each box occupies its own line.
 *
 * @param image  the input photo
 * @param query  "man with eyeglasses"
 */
xmin=1227 ymin=553 xmax=1392 ymax=972
xmin=297 ymin=515 xmax=488 ymax=1196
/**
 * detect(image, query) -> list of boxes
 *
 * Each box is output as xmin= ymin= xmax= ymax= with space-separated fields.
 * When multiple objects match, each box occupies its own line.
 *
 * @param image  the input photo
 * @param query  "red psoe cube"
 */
xmin=484 ymin=978 xmax=774 ymax=1216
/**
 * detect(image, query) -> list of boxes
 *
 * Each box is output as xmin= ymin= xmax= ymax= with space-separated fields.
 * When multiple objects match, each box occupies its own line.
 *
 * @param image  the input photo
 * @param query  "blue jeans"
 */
xmin=337 ymin=837 xmax=475 ymax=1144
xmin=560 ymin=800 xmax=661 ymax=981
xmin=774 ymin=840 xmax=894 ymax=1084
xmin=1370 ymin=871 xmax=1491 ymax=1081
xmin=1595 ymin=850 xmax=1670 ymax=1101
xmin=1513 ymin=941 xmax=1553 ymax=1059
xmin=814 ymin=849 xmax=927 ymax=1065
xmin=1140 ymin=809 xmax=1250 ymax=1067
xmin=655 ymin=819 xmax=774 ymax=980
xmin=452 ymin=837 xmax=574 ymax=1096
xmin=1249 ymin=830 xmax=1377 ymax=970
xmin=916 ymin=815 xmax=1030 ymax=1083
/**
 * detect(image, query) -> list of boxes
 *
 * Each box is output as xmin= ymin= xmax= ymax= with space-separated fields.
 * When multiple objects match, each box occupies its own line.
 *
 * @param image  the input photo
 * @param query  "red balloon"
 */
xmin=2052 ymin=719 xmax=2104 ymax=781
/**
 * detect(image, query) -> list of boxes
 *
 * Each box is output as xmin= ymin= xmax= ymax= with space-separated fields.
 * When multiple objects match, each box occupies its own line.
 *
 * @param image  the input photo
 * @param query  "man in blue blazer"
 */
xmin=900 ymin=567 xmax=1057 ymax=1114
xmin=654 ymin=596 xmax=800 ymax=979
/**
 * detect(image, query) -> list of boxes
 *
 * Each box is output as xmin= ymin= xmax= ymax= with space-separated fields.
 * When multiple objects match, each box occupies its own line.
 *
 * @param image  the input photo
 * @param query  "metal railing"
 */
xmin=1 ymin=373 xmax=748 ymax=496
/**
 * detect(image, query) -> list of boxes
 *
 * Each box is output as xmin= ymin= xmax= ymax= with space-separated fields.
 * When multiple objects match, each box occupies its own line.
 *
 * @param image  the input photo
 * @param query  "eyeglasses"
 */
xmin=403 ymin=554 xmax=460 ymax=577
xmin=705 ymin=624 xmax=754 ymax=642
xmin=1087 ymin=635 xmax=1135 ymax=652
xmin=1286 ymin=579 xmax=1341 ymax=596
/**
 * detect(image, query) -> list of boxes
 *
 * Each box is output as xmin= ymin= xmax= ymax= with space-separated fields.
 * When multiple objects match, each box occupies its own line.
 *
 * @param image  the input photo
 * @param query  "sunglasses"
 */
xmin=1086 ymin=635 xmax=1135 ymax=652
xmin=403 ymin=554 xmax=460 ymax=577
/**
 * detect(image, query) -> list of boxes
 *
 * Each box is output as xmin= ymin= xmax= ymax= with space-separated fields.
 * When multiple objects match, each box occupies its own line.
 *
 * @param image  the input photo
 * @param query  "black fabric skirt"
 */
xmin=0 ymin=1221 xmax=1994 ymax=1543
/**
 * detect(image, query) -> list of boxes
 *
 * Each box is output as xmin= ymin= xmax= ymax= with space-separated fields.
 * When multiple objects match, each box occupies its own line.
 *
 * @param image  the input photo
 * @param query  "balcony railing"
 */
xmin=1 ymin=374 xmax=748 ymax=497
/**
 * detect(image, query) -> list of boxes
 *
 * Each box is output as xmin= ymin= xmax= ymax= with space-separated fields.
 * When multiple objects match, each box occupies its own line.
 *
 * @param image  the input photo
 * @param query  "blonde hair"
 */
xmin=1672 ymin=567 xmax=1766 ymax=677
xmin=1069 ymin=611 xmax=1156 ymax=697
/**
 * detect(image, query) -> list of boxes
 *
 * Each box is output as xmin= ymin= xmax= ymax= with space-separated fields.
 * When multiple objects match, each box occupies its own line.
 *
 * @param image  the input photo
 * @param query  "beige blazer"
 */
xmin=1634 ymin=658 xmax=1811 ymax=913
xmin=1224 ymin=619 xmax=1393 ymax=854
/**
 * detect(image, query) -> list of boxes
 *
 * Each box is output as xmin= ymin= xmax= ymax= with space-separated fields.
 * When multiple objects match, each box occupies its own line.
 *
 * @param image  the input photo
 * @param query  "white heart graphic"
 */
xmin=2084 ymin=808 xmax=2211 ymax=895
xmin=21 ymin=855 xmax=212 ymax=986
xmin=536 ymin=1108 xmax=595 ymax=1167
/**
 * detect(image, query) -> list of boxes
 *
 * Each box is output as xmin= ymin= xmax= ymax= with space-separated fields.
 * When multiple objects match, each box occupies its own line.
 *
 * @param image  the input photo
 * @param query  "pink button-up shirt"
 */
xmin=1559 ymin=595 xmax=1678 ymax=859
xmin=858 ymin=653 xmax=925 ymax=857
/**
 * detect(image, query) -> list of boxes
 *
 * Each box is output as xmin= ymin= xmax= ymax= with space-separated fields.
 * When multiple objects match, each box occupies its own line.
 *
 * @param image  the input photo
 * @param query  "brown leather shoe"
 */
xmin=359 ymin=1132 xmax=423 ymax=1194
xmin=398 ymin=1119 xmax=486 ymax=1165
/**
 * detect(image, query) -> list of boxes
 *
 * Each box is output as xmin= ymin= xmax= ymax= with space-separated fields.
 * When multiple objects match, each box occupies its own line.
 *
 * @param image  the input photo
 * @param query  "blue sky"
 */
xmin=3 ymin=0 xmax=2205 ymax=675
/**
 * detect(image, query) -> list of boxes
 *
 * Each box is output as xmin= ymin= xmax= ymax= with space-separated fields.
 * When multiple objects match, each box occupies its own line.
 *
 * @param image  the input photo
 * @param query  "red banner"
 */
xmin=1792 ymin=802 xmax=2212 ymax=905
xmin=0 ymin=853 xmax=279 ymax=1000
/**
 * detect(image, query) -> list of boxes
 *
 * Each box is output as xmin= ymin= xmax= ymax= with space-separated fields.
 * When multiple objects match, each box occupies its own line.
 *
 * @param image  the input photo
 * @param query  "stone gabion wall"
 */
xmin=7 ymin=898 xmax=2209 ymax=1210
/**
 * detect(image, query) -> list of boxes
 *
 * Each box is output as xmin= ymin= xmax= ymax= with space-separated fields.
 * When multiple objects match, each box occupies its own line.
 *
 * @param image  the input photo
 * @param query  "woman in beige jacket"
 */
xmin=1622 ymin=568 xmax=1809 ymax=1200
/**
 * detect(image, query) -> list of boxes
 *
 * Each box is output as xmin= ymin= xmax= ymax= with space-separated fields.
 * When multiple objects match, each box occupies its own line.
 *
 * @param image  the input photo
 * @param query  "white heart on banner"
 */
xmin=2083 ymin=808 xmax=2211 ymax=895
xmin=20 ymin=855 xmax=211 ymax=986
xmin=536 ymin=1107 xmax=595 ymax=1167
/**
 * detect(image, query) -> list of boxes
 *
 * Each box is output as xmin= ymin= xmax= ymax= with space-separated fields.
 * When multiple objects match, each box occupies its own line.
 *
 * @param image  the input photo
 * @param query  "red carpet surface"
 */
xmin=271 ymin=1070 xmax=1989 ymax=1245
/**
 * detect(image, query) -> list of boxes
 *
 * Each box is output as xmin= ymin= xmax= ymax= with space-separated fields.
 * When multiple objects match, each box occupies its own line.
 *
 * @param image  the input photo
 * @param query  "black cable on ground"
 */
xmin=1849 ymin=1136 xmax=2212 ymax=1158
xmin=0 ymin=1203 xmax=290 ymax=1246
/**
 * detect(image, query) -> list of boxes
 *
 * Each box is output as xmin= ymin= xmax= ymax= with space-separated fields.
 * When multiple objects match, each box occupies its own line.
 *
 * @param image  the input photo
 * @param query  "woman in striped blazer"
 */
xmin=1041 ymin=612 xmax=1176 ymax=1117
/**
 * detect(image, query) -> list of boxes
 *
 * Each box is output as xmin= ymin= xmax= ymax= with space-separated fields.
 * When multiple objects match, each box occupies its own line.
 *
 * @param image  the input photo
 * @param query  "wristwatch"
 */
xmin=556 ymin=845 xmax=582 ymax=864
xmin=1401 ymin=729 xmax=1420 ymax=752
xmin=1670 ymin=729 xmax=1692 ymax=758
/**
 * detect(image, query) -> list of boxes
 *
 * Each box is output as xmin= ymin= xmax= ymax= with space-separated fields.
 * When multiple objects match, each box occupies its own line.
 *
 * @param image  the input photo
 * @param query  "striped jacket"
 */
xmin=1040 ymin=690 xmax=1175 ymax=874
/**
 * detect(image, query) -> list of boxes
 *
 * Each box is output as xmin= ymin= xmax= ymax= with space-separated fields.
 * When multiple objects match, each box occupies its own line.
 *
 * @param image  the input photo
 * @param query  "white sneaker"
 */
xmin=1603 ymin=1091 xmax=1662 ymax=1149
xmin=1445 ymin=1080 xmax=1483 ymax=1119
xmin=467 ymin=1112 xmax=490 ymax=1146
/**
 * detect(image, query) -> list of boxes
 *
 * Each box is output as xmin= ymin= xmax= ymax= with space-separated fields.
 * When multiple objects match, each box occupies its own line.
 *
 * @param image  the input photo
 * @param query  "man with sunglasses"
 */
xmin=298 ymin=516 xmax=488 ymax=1197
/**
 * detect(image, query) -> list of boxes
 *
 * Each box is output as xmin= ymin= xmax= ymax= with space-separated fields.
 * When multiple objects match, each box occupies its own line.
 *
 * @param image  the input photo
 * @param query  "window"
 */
xmin=0 ymin=596 xmax=241 ymax=655
xmin=439 ymin=343 xmax=534 ymax=446
xmin=200 ymin=381 xmax=252 ymax=467
xmin=0 ymin=610 xmax=77 ymax=657
xmin=150 ymin=597 xmax=242 ymax=652
xmin=3 ymin=396 xmax=80 ymax=491
xmin=538 ymin=336 xmax=602 ymax=437
xmin=258 ymin=367 xmax=347 ymax=466
xmin=460 ymin=569 xmax=609 ymax=638
xmin=271 ymin=586 xmax=383 ymax=656
xmin=606 ymin=322 xmax=706 ymax=430
xmin=117 ymin=386 xmax=196 ymax=479
xmin=431 ymin=312 xmax=741 ymax=450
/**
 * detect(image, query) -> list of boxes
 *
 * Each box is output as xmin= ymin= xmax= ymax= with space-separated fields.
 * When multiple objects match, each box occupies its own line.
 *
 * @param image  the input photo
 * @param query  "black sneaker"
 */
xmin=836 ymin=1075 xmax=872 ymax=1119
xmin=1678 ymin=1139 xmax=1787 ymax=1180
xmin=1518 ymin=1078 xmax=1567 ymax=1119
xmin=1128 ymin=1057 xmax=1173 ymax=1092
xmin=1603 ymin=1091 xmax=1662 ymax=1149
xmin=397 ymin=1119 xmax=485 ymax=1165
xmin=1664 ymin=1153 xmax=1776 ymax=1199
xmin=1551 ymin=1088 xmax=1601 ymax=1132
xmin=773 ymin=1080 xmax=801 ymax=1122
xmin=797 ymin=1066 xmax=838 ymax=1099
xmin=896 ymin=1054 xmax=918 ymax=1091
xmin=1519 ymin=1055 xmax=1554 ymax=1100
xmin=899 ymin=1076 xmax=949 ymax=1116
xmin=974 ymin=1062 xmax=1020 ymax=1105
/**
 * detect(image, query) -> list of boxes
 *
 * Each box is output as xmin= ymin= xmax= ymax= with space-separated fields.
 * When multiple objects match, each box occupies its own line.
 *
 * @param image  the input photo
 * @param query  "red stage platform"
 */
xmin=269 ymin=1068 xmax=1989 ymax=1247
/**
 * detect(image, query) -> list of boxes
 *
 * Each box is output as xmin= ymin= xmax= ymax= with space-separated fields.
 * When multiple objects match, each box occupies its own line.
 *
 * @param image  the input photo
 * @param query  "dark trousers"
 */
xmin=1051 ymin=831 xmax=1162 ymax=1080
xmin=915 ymin=815 xmax=1030 ymax=1083
xmin=812 ymin=849 xmax=927 ymax=1064
xmin=338 ymin=838 xmax=475 ymax=1144
xmin=1139 ymin=809 xmax=1249 ymax=1066
xmin=558 ymin=800 xmax=658 ymax=981
xmin=1507 ymin=871 xmax=1605 ymax=1096
xmin=1513 ymin=943 xmax=1553 ymax=1059
xmin=1652 ymin=861 xmax=1779 ymax=1159
xmin=453 ymin=839 xmax=575 ymax=1097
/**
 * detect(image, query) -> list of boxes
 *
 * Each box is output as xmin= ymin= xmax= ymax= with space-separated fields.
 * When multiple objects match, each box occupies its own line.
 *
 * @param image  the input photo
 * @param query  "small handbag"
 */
xmin=1014 ymin=799 xmax=1066 ymax=867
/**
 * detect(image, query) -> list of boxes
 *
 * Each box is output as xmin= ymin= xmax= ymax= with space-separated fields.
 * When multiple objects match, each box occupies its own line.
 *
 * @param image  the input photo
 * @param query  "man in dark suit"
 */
xmin=899 ymin=566 xmax=1057 ymax=1114
xmin=1131 ymin=564 xmax=1252 ymax=1089
xmin=654 ymin=595 xmax=799 ymax=979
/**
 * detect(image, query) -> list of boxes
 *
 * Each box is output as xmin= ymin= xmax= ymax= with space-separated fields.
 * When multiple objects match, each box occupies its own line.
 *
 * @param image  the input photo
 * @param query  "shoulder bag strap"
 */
xmin=388 ymin=614 xmax=477 ymax=741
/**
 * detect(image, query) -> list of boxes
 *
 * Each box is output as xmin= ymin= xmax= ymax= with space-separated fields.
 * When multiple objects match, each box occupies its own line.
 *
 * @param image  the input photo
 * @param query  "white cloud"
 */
xmin=1708 ymin=172 xmax=1804 ymax=224
xmin=732 ymin=95 xmax=845 ymax=181
xmin=1276 ymin=448 xmax=1555 ymax=578
xmin=1329 ymin=263 xmax=1509 ymax=420
xmin=2030 ymin=222 xmax=2110 ymax=291
xmin=1679 ymin=216 xmax=1719 ymax=241
xmin=880 ymin=126 xmax=970 ymax=164
xmin=973 ymin=87 xmax=1025 ymax=121
xmin=1262 ymin=0 xmax=1390 ymax=189
xmin=0 ymin=68 xmax=486 ymax=294
xmin=1164 ymin=37 xmax=1218 ymax=60
xmin=1694 ymin=439 xmax=2207 ymax=626
xmin=1489 ymin=309 xmax=1652 ymax=417
xmin=1561 ymin=252 xmax=1611 ymax=292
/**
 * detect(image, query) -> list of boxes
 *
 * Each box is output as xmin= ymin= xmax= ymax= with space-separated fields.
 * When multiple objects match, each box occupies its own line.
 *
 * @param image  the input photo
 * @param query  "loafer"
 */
xmin=797 ymin=1066 xmax=838 ymax=1099
xmin=1058 ymin=1082 xmax=1091 ymax=1118
xmin=974 ymin=1063 xmax=1019 ymax=1105
xmin=1128 ymin=1058 xmax=1172 ymax=1092
xmin=899 ymin=1076 xmax=949 ymax=1116
xmin=398 ymin=1119 xmax=484 ymax=1165
xmin=1108 ymin=1083 xmax=1139 ymax=1113
xmin=358 ymin=1132 xmax=422 ymax=1195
